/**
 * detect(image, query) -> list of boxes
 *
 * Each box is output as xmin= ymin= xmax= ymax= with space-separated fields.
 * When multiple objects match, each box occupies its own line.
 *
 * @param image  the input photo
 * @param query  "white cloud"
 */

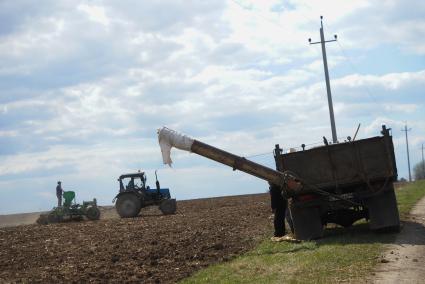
xmin=332 ymin=0 xmax=425 ymax=54
xmin=77 ymin=4 xmax=110 ymax=26
xmin=0 ymin=130 xmax=17 ymax=137
xmin=364 ymin=117 xmax=404 ymax=135
xmin=383 ymin=103 xmax=417 ymax=113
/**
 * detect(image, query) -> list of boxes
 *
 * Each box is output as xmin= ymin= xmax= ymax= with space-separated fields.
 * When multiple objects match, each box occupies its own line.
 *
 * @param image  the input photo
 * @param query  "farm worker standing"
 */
xmin=56 ymin=181 xmax=63 ymax=207
xmin=269 ymin=183 xmax=295 ymax=240
xmin=269 ymin=183 xmax=288 ymax=237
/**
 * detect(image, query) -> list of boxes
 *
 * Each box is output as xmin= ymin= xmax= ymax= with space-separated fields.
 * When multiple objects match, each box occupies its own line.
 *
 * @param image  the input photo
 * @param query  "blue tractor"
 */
xmin=113 ymin=171 xmax=176 ymax=218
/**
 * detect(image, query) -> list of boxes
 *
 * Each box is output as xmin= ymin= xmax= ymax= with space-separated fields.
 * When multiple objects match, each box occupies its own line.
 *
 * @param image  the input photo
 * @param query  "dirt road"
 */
xmin=0 ymin=194 xmax=271 ymax=283
xmin=373 ymin=196 xmax=425 ymax=283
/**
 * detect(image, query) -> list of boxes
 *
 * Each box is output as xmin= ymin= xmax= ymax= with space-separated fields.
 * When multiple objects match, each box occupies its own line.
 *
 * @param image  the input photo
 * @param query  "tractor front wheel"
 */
xmin=116 ymin=194 xmax=141 ymax=218
xmin=159 ymin=199 xmax=177 ymax=215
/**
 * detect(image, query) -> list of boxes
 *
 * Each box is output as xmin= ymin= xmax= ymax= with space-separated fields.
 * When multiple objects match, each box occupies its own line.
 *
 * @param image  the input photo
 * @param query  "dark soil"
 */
xmin=0 ymin=193 xmax=271 ymax=283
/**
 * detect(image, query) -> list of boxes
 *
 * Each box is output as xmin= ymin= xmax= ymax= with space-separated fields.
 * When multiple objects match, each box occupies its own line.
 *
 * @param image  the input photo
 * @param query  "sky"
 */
xmin=0 ymin=0 xmax=424 ymax=214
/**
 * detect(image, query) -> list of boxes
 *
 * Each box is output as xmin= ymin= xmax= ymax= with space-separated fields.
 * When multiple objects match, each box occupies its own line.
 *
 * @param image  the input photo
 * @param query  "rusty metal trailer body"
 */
xmin=275 ymin=125 xmax=400 ymax=239
xmin=157 ymin=125 xmax=400 ymax=240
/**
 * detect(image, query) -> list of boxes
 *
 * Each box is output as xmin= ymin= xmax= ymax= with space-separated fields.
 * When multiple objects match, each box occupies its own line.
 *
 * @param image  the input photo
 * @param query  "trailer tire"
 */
xmin=116 ymin=194 xmax=142 ymax=218
xmin=365 ymin=183 xmax=400 ymax=231
xmin=159 ymin=199 xmax=177 ymax=215
xmin=289 ymin=199 xmax=323 ymax=240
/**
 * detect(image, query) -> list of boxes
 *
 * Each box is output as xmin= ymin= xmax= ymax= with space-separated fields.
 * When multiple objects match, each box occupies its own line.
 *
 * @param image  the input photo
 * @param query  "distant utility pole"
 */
xmin=401 ymin=124 xmax=412 ymax=182
xmin=422 ymin=143 xmax=425 ymax=179
xmin=309 ymin=16 xmax=338 ymax=143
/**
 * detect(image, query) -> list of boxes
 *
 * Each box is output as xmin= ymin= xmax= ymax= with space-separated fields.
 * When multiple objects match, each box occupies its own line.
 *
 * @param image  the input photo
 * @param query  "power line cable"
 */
xmin=245 ymin=151 xmax=273 ymax=158
xmin=245 ymin=133 xmax=362 ymax=158
xmin=336 ymin=41 xmax=380 ymax=104
xmin=320 ymin=21 xmax=381 ymax=105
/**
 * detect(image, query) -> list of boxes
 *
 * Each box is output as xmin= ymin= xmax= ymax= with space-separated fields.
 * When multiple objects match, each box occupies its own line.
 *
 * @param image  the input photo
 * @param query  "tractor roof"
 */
xmin=119 ymin=172 xmax=146 ymax=179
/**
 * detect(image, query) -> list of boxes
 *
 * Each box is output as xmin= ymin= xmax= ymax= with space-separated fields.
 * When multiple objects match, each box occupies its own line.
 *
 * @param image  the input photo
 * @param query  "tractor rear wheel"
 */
xmin=116 ymin=194 xmax=141 ymax=218
xmin=159 ymin=199 xmax=177 ymax=215
xmin=86 ymin=206 xmax=101 ymax=220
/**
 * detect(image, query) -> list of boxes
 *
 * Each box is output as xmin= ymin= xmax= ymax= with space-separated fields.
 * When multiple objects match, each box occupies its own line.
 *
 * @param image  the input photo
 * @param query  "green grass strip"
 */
xmin=181 ymin=180 xmax=425 ymax=284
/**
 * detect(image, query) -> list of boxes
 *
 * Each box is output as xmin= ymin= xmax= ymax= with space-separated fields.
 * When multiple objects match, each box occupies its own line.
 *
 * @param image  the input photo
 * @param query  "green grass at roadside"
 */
xmin=181 ymin=180 xmax=425 ymax=284
xmin=395 ymin=180 xmax=425 ymax=218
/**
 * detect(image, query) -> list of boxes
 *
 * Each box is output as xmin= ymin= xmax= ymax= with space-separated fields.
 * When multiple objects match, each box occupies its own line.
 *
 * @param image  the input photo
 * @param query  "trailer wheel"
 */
xmin=116 ymin=194 xmax=142 ymax=218
xmin=289 ymin=199 xmax=323 ymax=240
xmin=159 ymin=199 xmax=177 ymax=215
xmin=86 ymin=206 xmax=101 ymax=220
xmin=365 ymin=183 xmax=400 ymax=232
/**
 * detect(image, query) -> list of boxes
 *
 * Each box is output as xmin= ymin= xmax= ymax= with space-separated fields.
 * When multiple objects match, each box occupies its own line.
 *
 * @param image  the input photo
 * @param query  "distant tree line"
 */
xmin=414 ymin=161 xmax=425 ymax=180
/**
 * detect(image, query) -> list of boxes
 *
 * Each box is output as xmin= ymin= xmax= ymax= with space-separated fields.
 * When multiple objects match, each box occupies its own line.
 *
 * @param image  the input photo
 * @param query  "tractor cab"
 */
xmin=118 ymin=172 xmax=147 ymax=192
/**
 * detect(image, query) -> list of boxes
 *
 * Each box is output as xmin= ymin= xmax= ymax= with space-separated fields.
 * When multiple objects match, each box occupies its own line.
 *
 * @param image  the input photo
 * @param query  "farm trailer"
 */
xmin=157 ymin=125 xmax=400 ymax=240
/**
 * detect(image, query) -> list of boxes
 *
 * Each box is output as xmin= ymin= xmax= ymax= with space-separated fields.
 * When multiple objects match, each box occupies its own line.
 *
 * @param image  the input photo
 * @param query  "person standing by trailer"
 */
xmin=270 ymin=144 xmax=295 ymax=240
xmin=56 ymin=181 xmax=63 ymax=207
xmin=270 ymin=183 xmax=288 ymax=237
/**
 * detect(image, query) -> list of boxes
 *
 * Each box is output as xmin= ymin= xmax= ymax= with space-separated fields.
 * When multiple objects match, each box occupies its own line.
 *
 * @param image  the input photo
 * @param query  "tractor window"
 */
xmin=126 ymin=178 xmax=135 ymax=190
xmin=134 ymin=178 xmax=142 ymax=188
xmin=139 ymin=176 xmax=146 ymax=188
xmin=121 ymin=175 xmax=146 ymax=190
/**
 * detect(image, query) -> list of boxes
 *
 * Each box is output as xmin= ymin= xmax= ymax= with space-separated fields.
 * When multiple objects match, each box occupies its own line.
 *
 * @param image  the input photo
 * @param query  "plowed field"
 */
xmin=0 ymin=194 xmax=271 ymax=283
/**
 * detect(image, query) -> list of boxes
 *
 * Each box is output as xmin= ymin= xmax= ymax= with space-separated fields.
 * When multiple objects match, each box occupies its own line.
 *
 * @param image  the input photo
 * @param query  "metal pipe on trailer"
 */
xmin=157 ymin=127 xmax=302 ymax=196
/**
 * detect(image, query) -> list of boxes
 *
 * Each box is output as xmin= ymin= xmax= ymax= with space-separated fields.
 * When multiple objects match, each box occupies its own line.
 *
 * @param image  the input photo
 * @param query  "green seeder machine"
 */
xmin=37 ymin=191 xmax=101 ymax=225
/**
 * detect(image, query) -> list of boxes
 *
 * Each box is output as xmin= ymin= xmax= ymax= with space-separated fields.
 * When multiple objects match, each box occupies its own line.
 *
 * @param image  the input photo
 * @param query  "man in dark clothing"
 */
xmin=271 ymin=144 xmax=296 ymax=238
xmin=56 ymin=181 xmax=63 ymax=207
xmin=269 ymin=183 xmax=288 ymax=237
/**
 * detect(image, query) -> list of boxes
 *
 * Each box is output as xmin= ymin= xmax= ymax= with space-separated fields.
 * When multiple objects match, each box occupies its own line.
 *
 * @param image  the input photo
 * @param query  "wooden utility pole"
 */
xmin=422 ymin=143 xmax=425 ymax=179
xmin=309 ymin=16 xmax=338 ymax=143
xmin=401 ymin=124 xmax=412 ymax=182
